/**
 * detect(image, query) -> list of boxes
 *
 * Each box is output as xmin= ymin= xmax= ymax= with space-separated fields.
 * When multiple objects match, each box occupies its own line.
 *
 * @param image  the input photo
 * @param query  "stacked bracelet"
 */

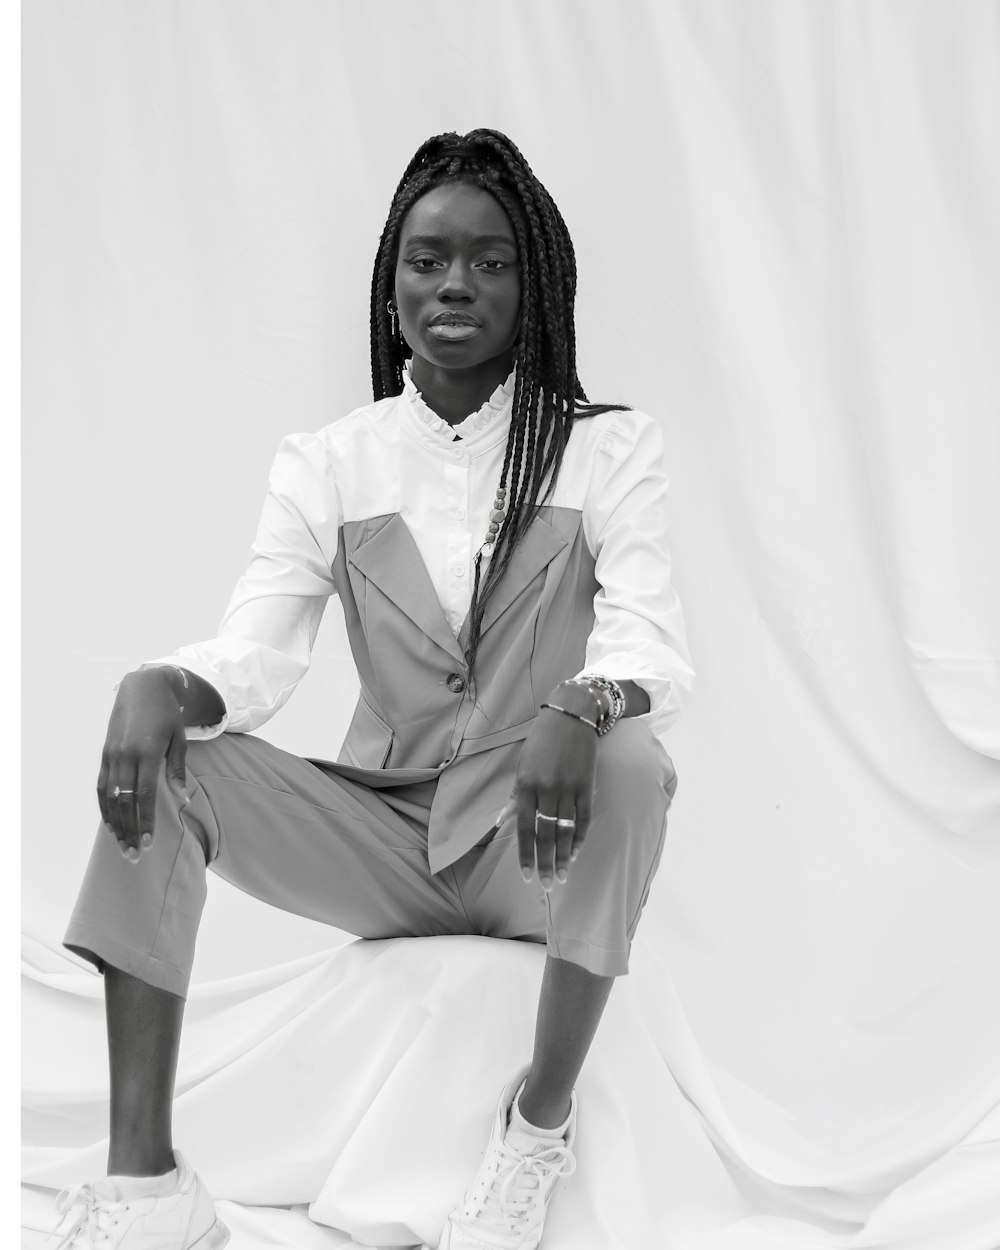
xmin=541 ymin=674 xmax=626 ymax=737
xmin=576 ymin=674 xmax=626 ymax=729
xmin=539 ymin=701 xmax=601 ymax=732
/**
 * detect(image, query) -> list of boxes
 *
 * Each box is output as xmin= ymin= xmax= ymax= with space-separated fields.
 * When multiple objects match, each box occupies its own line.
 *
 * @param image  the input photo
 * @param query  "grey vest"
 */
xmin=316 ymin=505 xmax=598 ymax=872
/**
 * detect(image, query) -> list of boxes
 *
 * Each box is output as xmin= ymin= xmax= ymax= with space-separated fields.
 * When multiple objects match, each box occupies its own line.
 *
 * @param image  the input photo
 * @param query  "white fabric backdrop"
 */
xmin=22 ymin=2 xmax=1000 ymax=1247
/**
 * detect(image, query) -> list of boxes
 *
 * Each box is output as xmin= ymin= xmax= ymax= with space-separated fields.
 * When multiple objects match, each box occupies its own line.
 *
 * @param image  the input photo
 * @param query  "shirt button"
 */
xmin=453 ymin=564 xmax=465 ymax=577
xmin=446 ymin=673 xmax=466 ymax=694
xmin=453 ymin=449 xmax=464 ymax=460
xmin=455 ymin=508 xmax=467 ymax=520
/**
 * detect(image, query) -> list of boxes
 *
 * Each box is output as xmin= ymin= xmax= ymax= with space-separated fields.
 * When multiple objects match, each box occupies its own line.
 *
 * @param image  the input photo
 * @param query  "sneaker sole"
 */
xmin=191 ymin=1218 xmax=230 ymax=1249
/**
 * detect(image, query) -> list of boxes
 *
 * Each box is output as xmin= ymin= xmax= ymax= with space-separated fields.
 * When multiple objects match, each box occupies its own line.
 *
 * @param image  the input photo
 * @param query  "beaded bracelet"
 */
xmin=580 ymin=674 xmax=626 ymax=726
xmin=560 ymin=675 xmax=626 ymax=736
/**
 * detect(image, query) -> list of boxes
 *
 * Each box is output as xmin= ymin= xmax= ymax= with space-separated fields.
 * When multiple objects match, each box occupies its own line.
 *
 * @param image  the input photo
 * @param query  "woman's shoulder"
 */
xmin=313 ymin=393 xmax=401 ymax=447
xmin=568 ymin=404 xmax=664 ymax=458
xmin=266 ymin=396 xmax=401 ymax=486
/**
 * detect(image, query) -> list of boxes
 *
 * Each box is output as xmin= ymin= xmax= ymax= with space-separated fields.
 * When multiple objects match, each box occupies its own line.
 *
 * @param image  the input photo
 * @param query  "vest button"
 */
xmin=446 ymin=673 xmax=466 ymax=694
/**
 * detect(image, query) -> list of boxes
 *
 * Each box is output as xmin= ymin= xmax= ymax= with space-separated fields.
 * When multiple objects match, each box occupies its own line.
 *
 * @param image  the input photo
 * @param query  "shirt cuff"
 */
xmin=111 ymin=660 xmax=232 ymax=741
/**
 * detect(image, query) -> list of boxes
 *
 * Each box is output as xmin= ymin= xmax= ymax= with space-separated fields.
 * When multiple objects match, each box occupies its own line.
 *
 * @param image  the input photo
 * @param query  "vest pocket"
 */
xmin=341 ymin=695 xmax=394 ymax=769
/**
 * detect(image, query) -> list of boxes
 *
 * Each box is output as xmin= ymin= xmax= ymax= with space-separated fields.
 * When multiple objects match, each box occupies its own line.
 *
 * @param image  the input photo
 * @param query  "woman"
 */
xmin=56 ymin=129 xmax=694 ymax=1250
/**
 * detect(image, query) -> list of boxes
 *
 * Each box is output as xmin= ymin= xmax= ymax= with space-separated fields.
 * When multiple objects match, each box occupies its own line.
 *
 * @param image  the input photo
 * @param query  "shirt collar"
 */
xmin=402 ymin=359 xmax=516 ymax=442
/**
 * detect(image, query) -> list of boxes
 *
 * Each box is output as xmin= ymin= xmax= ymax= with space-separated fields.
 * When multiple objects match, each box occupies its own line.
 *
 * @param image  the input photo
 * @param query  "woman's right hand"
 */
xmin=97 ymin=668 xmax=189 ymax=861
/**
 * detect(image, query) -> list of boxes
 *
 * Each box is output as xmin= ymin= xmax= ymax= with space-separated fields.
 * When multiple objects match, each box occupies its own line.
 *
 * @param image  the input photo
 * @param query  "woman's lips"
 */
xmin=428 ymin=323 xmax=481 ymax=341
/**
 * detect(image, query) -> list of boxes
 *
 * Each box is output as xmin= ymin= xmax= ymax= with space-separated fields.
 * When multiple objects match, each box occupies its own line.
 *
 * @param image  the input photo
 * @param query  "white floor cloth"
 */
xmin=22 ymin=2 xmax=1000 ymax=1248
xmin=22 ymin=933 xmax=1000 ymax=1249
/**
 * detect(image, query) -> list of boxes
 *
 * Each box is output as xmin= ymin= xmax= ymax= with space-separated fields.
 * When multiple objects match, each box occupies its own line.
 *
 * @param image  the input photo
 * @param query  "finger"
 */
xmin=534 ymin=804 xmax=558 ymax=893
xmin=164 ymin=726 xmax=188 ymax=799
xmin=96 ymin=754 xmax=112 ymax=832
xmin=134 ymin=755 xmax=162 ymax=851
xmin=112 ymin=757 xmax=142 ymax=856
xmin=553 ymin=794 xmax=576 ymax=883
xmin=105 ymin=756 xmax=125 ymax=842
xmin=515 ymin=784 xmax=537 ymax=881
xmin=571 ymin=787 xmax=593 ymax=861
xmin=105 ymin=759 xmax=132 ymax=857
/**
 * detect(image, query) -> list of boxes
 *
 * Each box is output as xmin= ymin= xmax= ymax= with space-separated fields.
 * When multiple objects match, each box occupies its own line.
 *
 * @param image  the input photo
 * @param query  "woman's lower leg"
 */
xmin=105 ymin=964 xmax=184 ymax=1177
xmin=517 ymin=954 xmax=615 ymax=1129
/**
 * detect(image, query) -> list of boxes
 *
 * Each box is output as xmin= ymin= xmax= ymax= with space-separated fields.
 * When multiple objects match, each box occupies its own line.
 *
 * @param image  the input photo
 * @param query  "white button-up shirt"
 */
xmin=142 ymin=365 xmax=695 ymax=744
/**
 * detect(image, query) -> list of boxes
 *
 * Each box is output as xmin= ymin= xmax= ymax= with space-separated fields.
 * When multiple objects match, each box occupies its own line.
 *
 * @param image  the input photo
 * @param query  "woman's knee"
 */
xmin=591 ymin=720 xmax=676 ymax=814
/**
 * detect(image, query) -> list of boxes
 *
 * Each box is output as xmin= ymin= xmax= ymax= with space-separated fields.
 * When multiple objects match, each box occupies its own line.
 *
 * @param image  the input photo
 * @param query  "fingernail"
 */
xmin=556 ymin=869 xmax=567 ymax=883
xmin=570 ymin=849 xmax=579 ymax=861
xmin=141 ymin=832 xmax=152 ymax=847
xmin=127 ymin=846 xmax=140 ymax=863
xmin=541 ymin=876 xmax=553 ymax=892
xmin=117 ymin=840 xmax=128 ymax=856
xmin=521 ymin=868 xmax=533 ymax=883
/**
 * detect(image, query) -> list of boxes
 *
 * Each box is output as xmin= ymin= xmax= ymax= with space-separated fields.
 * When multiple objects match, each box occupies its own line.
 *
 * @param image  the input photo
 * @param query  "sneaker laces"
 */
xmin=455 ymin=1137 xmax=576 ymax=1247
xmin=49 ymin=1184 xmax=128 ymax=1250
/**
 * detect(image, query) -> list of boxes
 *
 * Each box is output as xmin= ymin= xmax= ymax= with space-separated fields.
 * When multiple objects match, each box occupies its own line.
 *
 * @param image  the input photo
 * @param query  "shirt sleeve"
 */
xmin=574 ymin=410 xmax=696 ymax=740
xmin=137 ymin=431 xmax=340 ymax=740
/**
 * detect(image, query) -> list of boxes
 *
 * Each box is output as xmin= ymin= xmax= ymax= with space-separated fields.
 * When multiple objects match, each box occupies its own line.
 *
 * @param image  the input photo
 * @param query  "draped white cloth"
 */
xmin=22 ymin=2 xmax=1000 ymax=1247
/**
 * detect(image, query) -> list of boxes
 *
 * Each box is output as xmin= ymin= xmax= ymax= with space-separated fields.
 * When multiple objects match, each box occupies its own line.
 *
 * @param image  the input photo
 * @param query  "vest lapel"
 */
xmin=459 ymin=512 xmax=569 ymax=647
xmin=347 ymin=514 xmax=467 ymax=665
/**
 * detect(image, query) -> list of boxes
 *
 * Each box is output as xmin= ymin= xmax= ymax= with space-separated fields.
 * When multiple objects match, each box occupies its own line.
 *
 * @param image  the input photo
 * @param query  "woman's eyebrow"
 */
xmin=401 ymin=233 xmax=517 ymax=248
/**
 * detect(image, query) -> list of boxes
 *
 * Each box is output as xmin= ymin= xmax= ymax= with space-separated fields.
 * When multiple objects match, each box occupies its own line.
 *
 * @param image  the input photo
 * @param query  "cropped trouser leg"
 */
xmin=64 ymin=733 xmax=472 ymax=999
xmin=64 ymin=722 xmax=674 ymax=997
xmin=448 ymin=719 xmax=676 ymax=978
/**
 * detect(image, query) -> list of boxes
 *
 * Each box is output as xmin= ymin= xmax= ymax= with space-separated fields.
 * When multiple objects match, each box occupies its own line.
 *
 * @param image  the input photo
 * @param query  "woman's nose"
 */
xmin=437 ymin=260 xmax=475 ymax=300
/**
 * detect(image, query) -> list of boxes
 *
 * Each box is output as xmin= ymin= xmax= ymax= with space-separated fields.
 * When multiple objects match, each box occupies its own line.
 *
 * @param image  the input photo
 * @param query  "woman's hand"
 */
xmin=97 ymin=668 xmax=188 ymax=861
xmin=513 ymin=707 xmax=598 ymax=892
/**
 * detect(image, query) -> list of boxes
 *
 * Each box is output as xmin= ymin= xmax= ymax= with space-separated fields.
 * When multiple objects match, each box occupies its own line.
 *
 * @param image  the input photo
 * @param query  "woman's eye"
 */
xmin=407 ymin=257 xmax=440 ymax=270
xmin=479 ymin=257 xmax=511 ymax=270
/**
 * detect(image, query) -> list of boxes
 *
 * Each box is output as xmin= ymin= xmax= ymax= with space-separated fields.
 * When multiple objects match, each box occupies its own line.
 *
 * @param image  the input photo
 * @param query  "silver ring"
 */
xmin=555 ymin=818 xmax=576 ymax=829
xmin=534 ymin=812 xmax=558 ymax=831
xmin=112 ymin=786 xmax=135 ymax=798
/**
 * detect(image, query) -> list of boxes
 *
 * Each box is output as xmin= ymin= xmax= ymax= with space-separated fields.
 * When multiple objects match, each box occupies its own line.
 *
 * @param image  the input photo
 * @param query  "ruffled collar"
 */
xmin=402 ymin=360 xmax=515 ymax=441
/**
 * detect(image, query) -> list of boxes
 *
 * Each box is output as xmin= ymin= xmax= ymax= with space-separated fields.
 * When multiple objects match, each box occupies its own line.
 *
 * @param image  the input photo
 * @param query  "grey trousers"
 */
xmin=64 ymin=721 xmax=674 ymax=997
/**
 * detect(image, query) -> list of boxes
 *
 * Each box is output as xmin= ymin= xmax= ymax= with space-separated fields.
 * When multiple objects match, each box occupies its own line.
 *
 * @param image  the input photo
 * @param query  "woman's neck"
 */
xmin=408 ymin=355 xmax=513 ymax=427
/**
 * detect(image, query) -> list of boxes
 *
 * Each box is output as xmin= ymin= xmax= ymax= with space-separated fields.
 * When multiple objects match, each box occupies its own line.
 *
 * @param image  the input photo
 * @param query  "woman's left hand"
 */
xmin=512 ymin=708 xmax=598 ymax=891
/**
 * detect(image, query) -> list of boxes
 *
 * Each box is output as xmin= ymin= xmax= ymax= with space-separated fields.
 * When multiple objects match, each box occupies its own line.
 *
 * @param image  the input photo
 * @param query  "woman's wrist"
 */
xmin=120 ymin=664 xmax=226 ymax=727
xmin=547 ymin=681 xmax=606 ymax=719
xmin=616 ymin=679 xmax=650 ymax=719
xmin=121 ymin=665 xmax=176 ymax=692
xmin=543 ymin=675 xmax=626 ymax=736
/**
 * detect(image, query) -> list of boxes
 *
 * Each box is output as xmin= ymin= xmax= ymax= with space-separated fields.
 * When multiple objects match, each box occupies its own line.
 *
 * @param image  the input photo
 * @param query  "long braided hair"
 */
xmin=370 ymin=129 xmax=629 ymax=684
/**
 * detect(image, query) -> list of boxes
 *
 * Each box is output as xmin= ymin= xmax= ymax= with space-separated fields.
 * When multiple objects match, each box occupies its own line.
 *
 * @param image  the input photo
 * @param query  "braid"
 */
xmin=369 ymin=129 xmax=630 ymax=685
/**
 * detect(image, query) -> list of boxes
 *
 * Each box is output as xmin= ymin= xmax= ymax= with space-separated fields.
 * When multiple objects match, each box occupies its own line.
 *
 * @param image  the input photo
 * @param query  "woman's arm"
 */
xmin=138 ymin=431 xmax=340 ymax=739
xmin=99 ymin=432 xmax=339 ymax=856
xmin=574 ymin=410 xmax=695 ymax=735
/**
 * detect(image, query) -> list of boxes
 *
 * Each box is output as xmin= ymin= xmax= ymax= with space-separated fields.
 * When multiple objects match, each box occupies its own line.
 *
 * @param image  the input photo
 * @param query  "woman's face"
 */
xmin=394 ymin=181 xmax=521 ymax=381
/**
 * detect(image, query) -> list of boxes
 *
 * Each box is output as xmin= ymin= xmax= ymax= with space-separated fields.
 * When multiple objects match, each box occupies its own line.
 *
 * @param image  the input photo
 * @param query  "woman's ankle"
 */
xmin=107 ymin=1144 xmax=176 ymax=1178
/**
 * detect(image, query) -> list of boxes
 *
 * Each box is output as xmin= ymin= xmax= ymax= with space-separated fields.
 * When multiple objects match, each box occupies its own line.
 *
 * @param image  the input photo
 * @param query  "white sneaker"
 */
xmin=51 ymin=1151 xmax=229 ymax=1249
xmin=433 ymin=1066 xmax=577 ymax=1250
